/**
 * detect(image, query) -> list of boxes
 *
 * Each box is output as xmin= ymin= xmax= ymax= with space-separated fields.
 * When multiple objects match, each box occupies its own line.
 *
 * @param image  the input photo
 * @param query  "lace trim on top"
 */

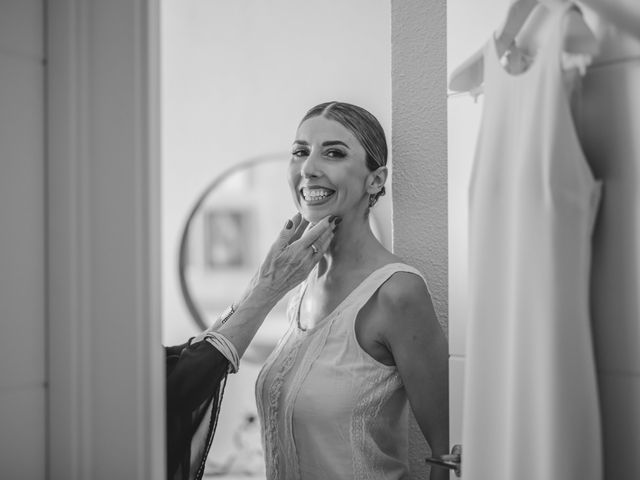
xmin=281 ymin=321 xmax=334 ymax=478
xmin=351 ymin=367 xmax=402 ymax=478
xmin=265 ymin=335 xmax=301 ymax=479
xmin=257 ymin=286 xmax=304 ymax=479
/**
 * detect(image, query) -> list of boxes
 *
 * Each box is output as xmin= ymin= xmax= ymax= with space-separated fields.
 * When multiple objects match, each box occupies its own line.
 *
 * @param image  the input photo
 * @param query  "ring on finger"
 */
xmin=310 ymin=243 xmax=319 ymax=255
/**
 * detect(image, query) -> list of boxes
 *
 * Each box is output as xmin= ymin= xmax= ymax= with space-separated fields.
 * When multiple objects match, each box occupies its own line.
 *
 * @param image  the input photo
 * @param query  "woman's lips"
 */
xmin=300 ymin=186 xmax=335 ymax=206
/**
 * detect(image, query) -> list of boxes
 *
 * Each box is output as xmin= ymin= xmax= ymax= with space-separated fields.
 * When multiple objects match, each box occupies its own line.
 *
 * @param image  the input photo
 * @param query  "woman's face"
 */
xmin=289 ymin=116 xmax=371 ymax=223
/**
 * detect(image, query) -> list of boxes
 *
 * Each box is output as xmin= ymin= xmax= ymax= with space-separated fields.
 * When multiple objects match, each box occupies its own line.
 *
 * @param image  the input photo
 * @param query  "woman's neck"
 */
xmin=317 ymin=213 xmax=382 ymax=277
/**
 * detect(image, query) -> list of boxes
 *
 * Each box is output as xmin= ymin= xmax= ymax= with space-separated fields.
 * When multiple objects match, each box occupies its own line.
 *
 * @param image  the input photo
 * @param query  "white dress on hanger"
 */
xmin=464 ymin=4 xmax=603 ymax=480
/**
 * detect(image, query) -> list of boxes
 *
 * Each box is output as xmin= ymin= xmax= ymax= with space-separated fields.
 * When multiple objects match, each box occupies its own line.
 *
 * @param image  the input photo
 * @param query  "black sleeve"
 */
xmin=166 ymin=340 xmax=230 ymax=413
xmin=165 ymin=340 xmax=231 ymax=480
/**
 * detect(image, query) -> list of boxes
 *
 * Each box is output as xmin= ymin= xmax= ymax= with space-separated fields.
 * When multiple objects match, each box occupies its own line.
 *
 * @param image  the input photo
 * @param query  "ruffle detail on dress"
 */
xmin=263 ymin=334 xmax=302 ymax=479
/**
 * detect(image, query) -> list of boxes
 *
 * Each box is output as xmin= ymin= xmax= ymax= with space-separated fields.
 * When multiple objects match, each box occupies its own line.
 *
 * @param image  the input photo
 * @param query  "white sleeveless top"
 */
xmin=256 ymin=263 xmax=424 ymax=480
xmin=464 ymin=4 xmax=602 ymax=480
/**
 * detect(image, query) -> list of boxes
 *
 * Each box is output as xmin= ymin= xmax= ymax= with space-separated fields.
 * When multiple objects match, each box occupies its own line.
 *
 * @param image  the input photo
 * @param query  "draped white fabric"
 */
xmin=463 ymin=4 xmax=603 ymax=479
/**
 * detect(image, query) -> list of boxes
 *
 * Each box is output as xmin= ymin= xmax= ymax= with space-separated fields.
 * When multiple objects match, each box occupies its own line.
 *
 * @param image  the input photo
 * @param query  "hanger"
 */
xmin=448 ymin=0 xmax=600 ymax=94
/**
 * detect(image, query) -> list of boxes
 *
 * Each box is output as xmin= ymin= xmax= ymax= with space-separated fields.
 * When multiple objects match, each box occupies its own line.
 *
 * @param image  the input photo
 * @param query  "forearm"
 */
xmin=209 ymin=214 xmax=335 ymax=358
xmin=215 ymin=284 xmax=281 ymax=358
xmin=416 ymin=351 xmax=450 ymax=458
xmin=417 ymin=392 xmax=449 ymax=458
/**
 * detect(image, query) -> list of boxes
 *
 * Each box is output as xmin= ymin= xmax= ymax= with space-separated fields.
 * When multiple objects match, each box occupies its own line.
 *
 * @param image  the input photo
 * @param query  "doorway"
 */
xmin=161 ymin=1 xmax=391 ymax=476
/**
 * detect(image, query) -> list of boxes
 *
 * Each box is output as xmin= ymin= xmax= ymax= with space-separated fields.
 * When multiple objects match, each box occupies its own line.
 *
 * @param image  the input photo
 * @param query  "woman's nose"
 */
xmin=300 ymin=152 xmax=321 ymax=178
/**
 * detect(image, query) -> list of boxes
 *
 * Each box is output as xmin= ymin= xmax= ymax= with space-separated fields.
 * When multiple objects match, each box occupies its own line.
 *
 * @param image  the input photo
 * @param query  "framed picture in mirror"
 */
xmin=203 ymin=208 xmax=252 ymax=269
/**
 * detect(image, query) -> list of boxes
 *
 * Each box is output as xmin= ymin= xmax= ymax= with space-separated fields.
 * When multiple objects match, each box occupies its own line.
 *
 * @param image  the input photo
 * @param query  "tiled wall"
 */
xmin=0 ymin=0 xmax=46 ymax=477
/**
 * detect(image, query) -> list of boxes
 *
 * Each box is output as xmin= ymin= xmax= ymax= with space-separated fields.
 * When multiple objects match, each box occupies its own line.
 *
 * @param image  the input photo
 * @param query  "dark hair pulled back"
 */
xmin=299 ymin=101 xmax=387 ymax=207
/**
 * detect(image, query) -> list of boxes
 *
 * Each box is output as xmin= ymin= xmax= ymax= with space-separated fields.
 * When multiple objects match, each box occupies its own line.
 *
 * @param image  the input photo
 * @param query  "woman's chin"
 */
xmin=302 ymin=211 xmax=330 ymax=225
xmin=301 ymin=212 xmax=324 ymax=224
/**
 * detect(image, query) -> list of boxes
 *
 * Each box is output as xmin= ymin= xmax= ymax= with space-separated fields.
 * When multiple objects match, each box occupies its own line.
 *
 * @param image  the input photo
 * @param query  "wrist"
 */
xmin=237 ymin=281 xmax=281 ymax=312
xmin=218 ymin=303 xmax=236 ymax=326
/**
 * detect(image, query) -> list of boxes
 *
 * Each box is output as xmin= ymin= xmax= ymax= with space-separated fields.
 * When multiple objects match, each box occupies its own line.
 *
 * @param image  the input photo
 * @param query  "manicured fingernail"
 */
xmin=328 ymin=215 xmax=336 ymax=222
xmin=285 ymin=219 xmax=293 ymax=229
xmin=334 ymin=217 xmax=342 ymax=225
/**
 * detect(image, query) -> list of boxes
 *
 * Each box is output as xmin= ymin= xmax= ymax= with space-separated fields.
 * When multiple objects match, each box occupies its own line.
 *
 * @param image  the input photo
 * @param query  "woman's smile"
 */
xmin=300 ymin=186 xmax=336 ymax=206
xmin=289 ymin=116 xmax=371 ymax=222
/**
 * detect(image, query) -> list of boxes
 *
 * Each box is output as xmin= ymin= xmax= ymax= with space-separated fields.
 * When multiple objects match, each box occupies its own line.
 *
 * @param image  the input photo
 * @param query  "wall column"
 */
xmin=391 ymin=0 xmax=447 ymax=477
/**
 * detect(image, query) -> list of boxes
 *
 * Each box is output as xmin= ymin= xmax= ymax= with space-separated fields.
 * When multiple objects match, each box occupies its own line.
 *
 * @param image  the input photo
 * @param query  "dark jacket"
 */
xmin=165 ymin=340 xmax=230 ymax=480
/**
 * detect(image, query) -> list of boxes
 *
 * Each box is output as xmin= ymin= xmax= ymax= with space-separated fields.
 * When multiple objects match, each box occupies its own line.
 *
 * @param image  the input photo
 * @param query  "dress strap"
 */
xmin=341 ymin=262 xmax=427 ymax=313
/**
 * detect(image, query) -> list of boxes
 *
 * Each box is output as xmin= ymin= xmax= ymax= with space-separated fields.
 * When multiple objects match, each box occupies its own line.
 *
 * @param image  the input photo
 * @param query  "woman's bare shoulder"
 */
xmin=377 ymin=268 xmax=430 ymax=312
xmin=372 ymin=268 xmax=441 ymax=350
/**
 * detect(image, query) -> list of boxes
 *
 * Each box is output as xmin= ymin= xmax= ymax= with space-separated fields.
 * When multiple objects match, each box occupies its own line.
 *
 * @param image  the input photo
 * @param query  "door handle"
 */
xmin=425 ymin=444 xmax=462 ymax=477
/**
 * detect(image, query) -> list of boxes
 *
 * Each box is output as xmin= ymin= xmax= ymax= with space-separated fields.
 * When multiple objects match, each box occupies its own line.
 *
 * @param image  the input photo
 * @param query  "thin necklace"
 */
xmin=296 ymin=281 xmax=310 ymax=332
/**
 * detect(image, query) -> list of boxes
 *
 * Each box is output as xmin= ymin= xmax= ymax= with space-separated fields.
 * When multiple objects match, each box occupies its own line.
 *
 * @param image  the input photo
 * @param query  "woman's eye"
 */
xmin=292 ymin=149 xmax=308 ymax=158
xmin=325 ymin=149 xmax=346 ymax=159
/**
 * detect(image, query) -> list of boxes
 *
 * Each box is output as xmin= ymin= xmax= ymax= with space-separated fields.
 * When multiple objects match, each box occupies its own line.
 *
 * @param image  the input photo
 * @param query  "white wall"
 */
xmin=161 ymin=1 xmax=392 ymax=475
xmin=391 ymin=0 xmax=447 ymax=477
xmin=0 ymin=1 xmax=46 ymax=477
xmin=161 ymin=0 xmax=392 ymax=344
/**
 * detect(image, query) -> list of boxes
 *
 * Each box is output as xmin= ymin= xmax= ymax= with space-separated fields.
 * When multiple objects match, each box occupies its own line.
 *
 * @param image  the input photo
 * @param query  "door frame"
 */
xmin=46 ymin=1 xmax=164 ymax=478
xmin=45 ymin=0 xmax=448 ymax=478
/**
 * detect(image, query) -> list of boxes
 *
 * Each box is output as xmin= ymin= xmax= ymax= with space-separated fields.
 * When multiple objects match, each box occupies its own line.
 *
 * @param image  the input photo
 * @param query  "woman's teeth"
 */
xmin=302 ymin=187 xmax=334 ymax=201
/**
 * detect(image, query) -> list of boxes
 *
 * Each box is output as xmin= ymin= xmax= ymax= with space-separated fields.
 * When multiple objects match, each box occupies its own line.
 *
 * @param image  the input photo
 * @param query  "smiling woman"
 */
xmin=175 ymin=152 xmax=393 ymax=478
xmin=290 ymin=102 xmax=389 ymax=225
xmin=255 ymin=102 xmax=449 ymax=480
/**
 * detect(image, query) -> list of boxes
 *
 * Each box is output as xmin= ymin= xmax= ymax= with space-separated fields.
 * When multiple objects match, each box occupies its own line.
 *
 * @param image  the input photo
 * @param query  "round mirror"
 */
xmin=179 ymin=153 xmax=391 ymax=364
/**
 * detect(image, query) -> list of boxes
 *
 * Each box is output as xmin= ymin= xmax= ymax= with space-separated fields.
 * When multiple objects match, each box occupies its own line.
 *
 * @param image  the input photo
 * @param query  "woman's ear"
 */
xmin=366 ymin=166 xmax=388 ymax=195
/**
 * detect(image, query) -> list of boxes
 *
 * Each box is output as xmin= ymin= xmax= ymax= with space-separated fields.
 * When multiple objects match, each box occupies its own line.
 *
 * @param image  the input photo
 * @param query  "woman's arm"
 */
xmin=164 ymin=214 xmax=336 ymax=479
xmin=378 ymin=272 xmax=450 ymax=480
xmin=213 ymin=213 xmax=336 ymax=357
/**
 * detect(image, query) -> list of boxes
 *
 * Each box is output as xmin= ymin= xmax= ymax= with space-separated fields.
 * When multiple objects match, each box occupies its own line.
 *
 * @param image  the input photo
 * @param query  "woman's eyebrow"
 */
xmin=292 ymin=140 xmax=350 ymax=149
xmin=322 ymin=140 xmax=350 ymax=149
